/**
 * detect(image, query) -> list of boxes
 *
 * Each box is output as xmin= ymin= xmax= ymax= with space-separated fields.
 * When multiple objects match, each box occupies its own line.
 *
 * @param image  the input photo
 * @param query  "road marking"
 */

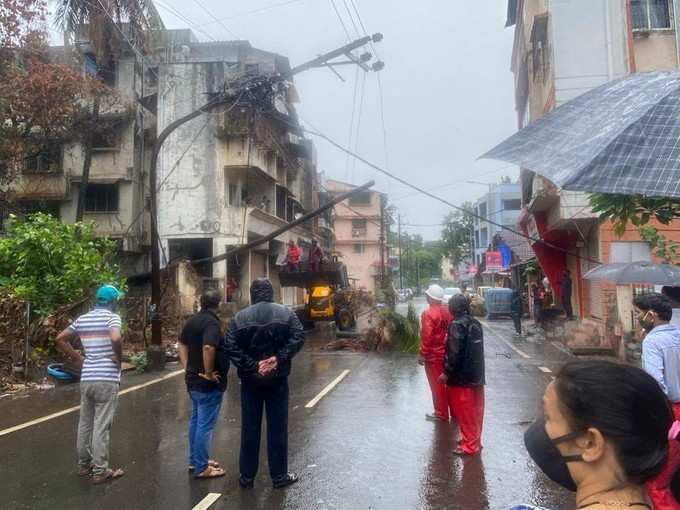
xmin=0 ymin=369 xmax=184 ymax=437
xmin=538 ymin=366 xmax=552 ymax=373
xmin=305 ymin=369 xmax=351 ymax=408
xmin=551 ymin=341 xmax=573 ymax=357
xmin=193 ymin=493 xmax=222 ymax=510
xmin=482 ymin=321 xmax=531 ymax=359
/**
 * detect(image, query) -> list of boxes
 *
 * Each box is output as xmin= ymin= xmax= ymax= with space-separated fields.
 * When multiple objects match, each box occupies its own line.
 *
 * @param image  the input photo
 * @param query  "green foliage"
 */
xmin=589 ymin=193 xmax=680 ymax=237
xmin=0 ymin=213 xmax=125 ymax=315
xmin=441 ymin=204 xmax=474 ymax=266
xmin=638 ymin=226 xmax=680 ymax=264
xmin=384 ymin=303 xmax=420 ymax=353
xmin=129 ymin=351 xmax=148 ymax=374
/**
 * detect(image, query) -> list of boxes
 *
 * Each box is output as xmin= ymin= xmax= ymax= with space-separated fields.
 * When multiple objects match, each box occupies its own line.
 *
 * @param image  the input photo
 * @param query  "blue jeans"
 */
xmin=188 ymin=389 xmax=223 ymax=473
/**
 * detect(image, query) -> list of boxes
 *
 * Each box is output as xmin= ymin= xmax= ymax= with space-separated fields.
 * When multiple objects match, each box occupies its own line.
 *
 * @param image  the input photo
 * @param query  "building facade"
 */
xmin=324 ymin=179 xmax=387 ymax=295
xmin=507 ymin=0 xmax=680 ymax=355
xmin=14 ymin=28 xmax=320 ymax=308
xmin=471 ymin=182 xmax=522 ymax=266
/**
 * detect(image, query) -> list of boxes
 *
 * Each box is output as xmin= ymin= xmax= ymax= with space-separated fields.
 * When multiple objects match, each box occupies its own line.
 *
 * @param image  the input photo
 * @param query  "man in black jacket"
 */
xmin=224 ymin=278 xmax=305 ymax=489
xmin=439 ymin=294 xmax=485 ymax=455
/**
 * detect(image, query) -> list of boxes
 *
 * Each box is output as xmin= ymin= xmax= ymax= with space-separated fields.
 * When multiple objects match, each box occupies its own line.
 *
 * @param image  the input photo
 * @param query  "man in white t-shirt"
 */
xmin=55 ymin=285 xmax=125 ymax=485
xmin=662 ymin=286 xmax=680 ymax=328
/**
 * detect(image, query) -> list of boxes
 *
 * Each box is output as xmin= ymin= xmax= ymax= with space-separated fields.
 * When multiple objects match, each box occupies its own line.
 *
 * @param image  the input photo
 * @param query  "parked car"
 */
xmin=443 ymin=287 xmax=462 ymax=304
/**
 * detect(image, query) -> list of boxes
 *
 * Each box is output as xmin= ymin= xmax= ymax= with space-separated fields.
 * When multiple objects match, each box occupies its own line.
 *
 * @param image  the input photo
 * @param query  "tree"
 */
xmin=54 ymin=0 xmax=162 ymax=221
xmin=0 ymin=213 xmax=124 ymax=314
xmin=589 ymin=193 xmax=680 ymax=237
xmin=0 ymin=0 xmax=101 ymax=213
xmin=590 ymin=193 xmax=680 ymax=264
xmin=441 ymin=203 xmax=474 ymax=266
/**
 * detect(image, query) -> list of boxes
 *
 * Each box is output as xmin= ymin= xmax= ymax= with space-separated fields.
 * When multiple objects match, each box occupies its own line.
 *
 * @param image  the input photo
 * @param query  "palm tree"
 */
xmin=54 ymin=0 xmax=163 ymax=221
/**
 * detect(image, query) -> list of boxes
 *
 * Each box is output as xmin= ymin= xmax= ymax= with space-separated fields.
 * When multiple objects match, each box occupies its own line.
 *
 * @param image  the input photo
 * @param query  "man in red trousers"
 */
xmin=418 ymin=284 xmax=453 ymax=422
xmin=440 ymin=294 xmax=485 ymax=455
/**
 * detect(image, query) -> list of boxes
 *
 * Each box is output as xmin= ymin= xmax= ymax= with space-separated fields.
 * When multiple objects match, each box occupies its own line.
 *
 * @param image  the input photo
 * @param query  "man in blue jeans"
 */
xmin=179 ymin=289 xmax=229 ymax=479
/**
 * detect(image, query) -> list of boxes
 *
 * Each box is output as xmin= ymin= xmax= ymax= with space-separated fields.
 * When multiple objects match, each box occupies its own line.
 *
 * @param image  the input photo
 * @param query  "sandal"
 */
xmin=92 ymin=468 xmax=125 ymax=485
xmin=194 ymin=465 xmax=226 ymax=479
xmin=189 ymin=459 xmax=222 ymax=473
xmin=189 ymin=460 xmax=220 ymax=472
xmin=77 ymin=466 xmax=92 ymax=477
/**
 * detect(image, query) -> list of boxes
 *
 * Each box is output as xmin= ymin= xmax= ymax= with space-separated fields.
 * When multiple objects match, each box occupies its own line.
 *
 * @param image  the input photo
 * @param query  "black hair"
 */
xmin=449 ymin=294 xmax=470 ymax=317
xmin=634 ymin=292 xmax=673 ymax=322
xmin=200 ymin=289 xmax=221 ymax=310
xmin=554 ymin=360 xmax=673 ymax=485
xmin=662 ymin=286 xmax=680 ymax=306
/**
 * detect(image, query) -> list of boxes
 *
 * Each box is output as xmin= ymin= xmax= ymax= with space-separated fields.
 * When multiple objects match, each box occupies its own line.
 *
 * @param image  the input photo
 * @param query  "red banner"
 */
xmin=485 ymin=251 xmax=503 ymax=272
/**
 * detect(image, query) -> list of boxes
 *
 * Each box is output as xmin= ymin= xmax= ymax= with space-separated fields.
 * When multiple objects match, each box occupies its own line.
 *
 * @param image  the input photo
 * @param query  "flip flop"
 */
xmin=194 ymin=465 xmax=226 ymax=479
xmin=189 ymin=460 xmax=220 ymax=472
xmin=92 ymin=468 xmax=125 ymax=485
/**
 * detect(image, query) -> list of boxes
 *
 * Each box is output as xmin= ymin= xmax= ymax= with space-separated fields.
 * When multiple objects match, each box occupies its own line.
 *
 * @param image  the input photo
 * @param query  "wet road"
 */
xmin=0 ymin=298 xmax=574 ymax=510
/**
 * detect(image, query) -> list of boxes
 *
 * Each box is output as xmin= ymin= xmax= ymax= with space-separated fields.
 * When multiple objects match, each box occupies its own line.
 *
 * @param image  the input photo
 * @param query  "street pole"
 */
xmin=379 ymin=195 xmax=385 ymax=287
xmin=416 ymin=253 xmax=421 ymax=294
xmin=145 ymin=36 xmax=384 ymax=370
xmin=398 ymin=214 xmax=403 ymax=290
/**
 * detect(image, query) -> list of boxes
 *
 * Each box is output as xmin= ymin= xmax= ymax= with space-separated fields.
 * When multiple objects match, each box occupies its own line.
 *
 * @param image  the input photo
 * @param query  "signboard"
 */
xmin=485 ymin=251 xmax=503 ymax=272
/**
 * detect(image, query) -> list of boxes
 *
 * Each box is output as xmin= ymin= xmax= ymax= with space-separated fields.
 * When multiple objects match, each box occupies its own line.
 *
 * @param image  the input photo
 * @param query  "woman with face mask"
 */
xmin=517 ymin=360 xmax=674 ymax=510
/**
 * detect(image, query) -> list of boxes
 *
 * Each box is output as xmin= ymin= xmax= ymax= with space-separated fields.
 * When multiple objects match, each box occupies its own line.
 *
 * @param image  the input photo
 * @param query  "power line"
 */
xmin=351 ymin=69 xmax=366 ymax=184
xmin=154 ymin=0 xmax=219 ymax=42
xmin=328 ymin=0 xmax=352 ymax=41
xmin=187 ymin=0 xmax=240 ymax=39
xmin=345 ymin=66 xmax=360 ymax=181
xmin=303 ymin=125 xmax=602 ymax=265
xmin=391 ymin=164 xmax=519 ymax=202
xmin=196 ymin=0 xmax=305 ymax=27
xmin=341 ymin=0 xmax=362 ymax=38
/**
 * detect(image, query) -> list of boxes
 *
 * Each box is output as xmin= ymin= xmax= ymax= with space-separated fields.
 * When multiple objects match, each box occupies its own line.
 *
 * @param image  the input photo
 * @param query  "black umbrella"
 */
xmin=583 ymin=261 xmax=680 ymax=285
xmin=482 ymin=72 xmax=680 ymax=197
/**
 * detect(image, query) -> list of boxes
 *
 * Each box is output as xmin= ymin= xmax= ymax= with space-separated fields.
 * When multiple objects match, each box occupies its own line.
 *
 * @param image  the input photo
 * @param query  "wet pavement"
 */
xmin=0 ymin=297 xmax=574 ymax=509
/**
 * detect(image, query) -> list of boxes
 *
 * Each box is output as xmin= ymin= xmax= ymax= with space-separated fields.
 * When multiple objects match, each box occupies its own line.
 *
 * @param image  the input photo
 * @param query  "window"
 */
xmin=24 ymin=145 xmax=61 ymax=173
xmin=99 ymin=61 xmax=117 ymax=87
xmin=84 ymin=53 xmax=97 ymax=77
xmin=244 ymin=63 xmax=260 ymax=75
xmin=85 ymin=183 xmax=119 ymax=213
xmin=349 ymin=191 xmax=371 ymax=206
xmin=632 ymin=0 xmax=673 ymax=30
xmin=609 ymin=241 xmax=652 ymax=263
xmin=228 ymin=183 xmax=240 ymax=207
xmin=353 ymin=244 xmax=365 ymax=253
xmin=502 ymin=199 xmax=522 ymax=211
xmin=352 ymin=218 xmax=367 ymax=237
xmin=91 ymin=130 xmax=118 ymax=149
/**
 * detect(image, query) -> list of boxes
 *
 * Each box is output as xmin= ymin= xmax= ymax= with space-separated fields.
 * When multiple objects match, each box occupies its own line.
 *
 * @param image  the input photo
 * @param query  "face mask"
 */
xmin=524 ymin=418 xmax=584 ymax=492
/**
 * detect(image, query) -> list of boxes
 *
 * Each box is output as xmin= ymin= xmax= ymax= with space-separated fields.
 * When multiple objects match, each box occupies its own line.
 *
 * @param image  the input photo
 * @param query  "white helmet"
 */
xmin=425 ymin=284 xmax=444 ymax=302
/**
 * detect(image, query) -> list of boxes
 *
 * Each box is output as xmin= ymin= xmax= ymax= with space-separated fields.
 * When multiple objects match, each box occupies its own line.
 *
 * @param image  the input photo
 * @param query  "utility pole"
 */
xmin=416 ymin=253 xmax=421 ymax=295
xmin=398 ymin=214 xmax=403 ymax=290
xmin=406 ymin=234 xmax=412 ymax=287
xmin=379 ymin=195 xmax=385 ymax=288
xmin=145 ymin=35 xmax=384 ymax=370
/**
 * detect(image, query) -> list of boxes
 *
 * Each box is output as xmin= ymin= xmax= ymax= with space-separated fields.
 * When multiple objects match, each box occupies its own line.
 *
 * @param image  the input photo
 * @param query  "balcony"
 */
xmin=527 ymin=174 xmax=598 ymax=230
xmin=10 ymin=171 xmax=70 ymax=201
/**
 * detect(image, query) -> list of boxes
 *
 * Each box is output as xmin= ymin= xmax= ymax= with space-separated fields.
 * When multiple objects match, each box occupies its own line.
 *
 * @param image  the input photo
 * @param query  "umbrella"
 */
xmin=482 ymin=71 xmax=680 ymax=197
xmin=583 ymin=261 xmax=680 ymax=286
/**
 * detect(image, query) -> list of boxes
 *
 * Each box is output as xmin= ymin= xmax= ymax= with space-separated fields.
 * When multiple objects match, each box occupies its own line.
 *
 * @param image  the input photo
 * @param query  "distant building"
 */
xmin=471 ymin=182 xmax=522 ymax=266
xmin=324 ymin=179 xmax=388 ymax=294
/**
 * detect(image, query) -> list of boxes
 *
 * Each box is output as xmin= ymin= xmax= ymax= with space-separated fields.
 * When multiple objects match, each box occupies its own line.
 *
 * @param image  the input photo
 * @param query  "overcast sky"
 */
xmin=58 ymin=0 xmax=520 ymax=241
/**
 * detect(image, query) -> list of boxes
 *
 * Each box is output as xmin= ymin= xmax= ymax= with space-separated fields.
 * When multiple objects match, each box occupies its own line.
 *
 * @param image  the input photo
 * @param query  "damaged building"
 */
xmin=11 ymin=27 xmax=321 ymax=308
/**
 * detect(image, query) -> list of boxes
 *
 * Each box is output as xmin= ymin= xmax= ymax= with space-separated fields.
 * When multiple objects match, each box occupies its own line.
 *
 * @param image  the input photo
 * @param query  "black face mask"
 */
xmin=524 ymin=418 xmax=584 ymax=492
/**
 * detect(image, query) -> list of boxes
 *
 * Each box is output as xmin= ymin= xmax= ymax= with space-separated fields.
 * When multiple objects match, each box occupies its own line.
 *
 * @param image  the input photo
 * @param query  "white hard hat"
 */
xmin=425 ymin=284 xmax=444 ymax=302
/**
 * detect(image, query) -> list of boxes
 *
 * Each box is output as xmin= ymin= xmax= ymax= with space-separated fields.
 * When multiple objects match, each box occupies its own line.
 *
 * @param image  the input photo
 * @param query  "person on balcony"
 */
xmin=285 ymin=240 xmax=300 ymax=273
xmin=309 ymin=240 xmax=323 ymax=272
